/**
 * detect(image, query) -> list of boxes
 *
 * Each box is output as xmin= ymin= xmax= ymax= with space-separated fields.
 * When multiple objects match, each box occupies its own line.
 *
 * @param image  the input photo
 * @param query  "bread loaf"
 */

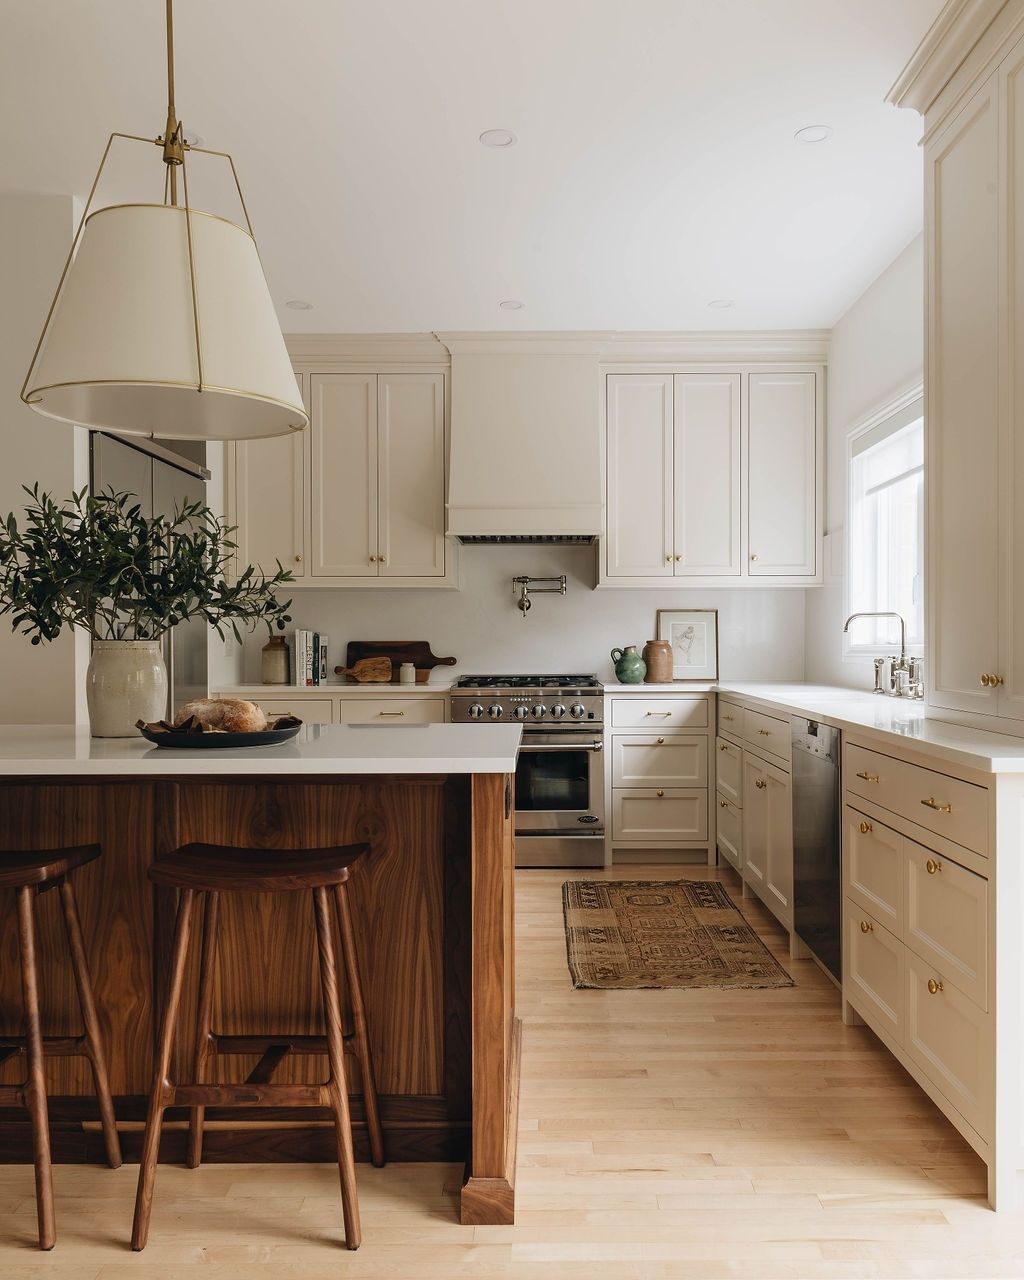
xmin=174 ymin=697 xmax=268 ymax=734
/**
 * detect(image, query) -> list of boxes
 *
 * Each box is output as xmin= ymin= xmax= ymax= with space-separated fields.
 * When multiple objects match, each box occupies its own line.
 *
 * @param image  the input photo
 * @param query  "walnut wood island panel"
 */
xmin=0 ymin=723 xmax=522 ymax=1226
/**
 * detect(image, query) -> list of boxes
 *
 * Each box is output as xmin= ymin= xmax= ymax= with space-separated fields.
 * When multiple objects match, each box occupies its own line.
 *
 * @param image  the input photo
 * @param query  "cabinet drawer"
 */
xmin=906 ymin=952 xmax=989 ymax=1137
xmin=612 ymin=789 xmax=708 ymax=841
xmin=845 ymin=901 xmax=903 ymax=1045
xmin=716 ymin=793 xmax=743 ymax=872
xmin=845 ymin=743 xmax=989 ymax=854
xmin=612 ymin=735 xmax=708 ymax=788
xmin=718 ymin=699 xmax=743 ymax=740
xmin=610 ymin=697 xmax=708 ymax=730
xmin=905 ymin=840 xmax=988 ymax=1011
xmin=340 ymin=698 xmax=446 ymax=724
xmin=743 ymin=708 xmax=791 ymax=767
xmin=253 ymin=697 xmax=334 ymax=724
xmin=844 ymin=807 xmax=901 ymax=934
xmin=715 ymin=736 xmax=742 ymax=806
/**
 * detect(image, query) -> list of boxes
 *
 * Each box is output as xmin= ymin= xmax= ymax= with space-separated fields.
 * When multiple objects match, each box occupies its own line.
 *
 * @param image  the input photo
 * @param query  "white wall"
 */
xmin=237 ymin=543 xmax=806 ymax=684
xmin=804 ymin=234 xmax=924 ymax=687
xmin=0 ymin=193 xmax=86 ymax=724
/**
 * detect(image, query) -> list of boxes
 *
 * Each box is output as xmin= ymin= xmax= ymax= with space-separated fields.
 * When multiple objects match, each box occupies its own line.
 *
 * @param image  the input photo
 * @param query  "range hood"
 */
xmin=444 ymin=346 xmax=603 ymax=543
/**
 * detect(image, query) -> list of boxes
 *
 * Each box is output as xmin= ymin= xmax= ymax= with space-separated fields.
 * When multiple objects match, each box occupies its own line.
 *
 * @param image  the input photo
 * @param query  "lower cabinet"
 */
xmin=845 ymin=903 xmax=904 ymax=1043
xmin=340 ymin=697 xmax=446 ymax=725
xmin=612 ymin=789 xmax=708 ymax=841
xmin=252 ymin=697 xmax=334 ymax=724
xmin=741 ymin=750 xmax=793 ymax=929
xmin=212 ymin=690 xmax=449 ymax=725
xmin=716 ymin=794 xmax=742 ymax=873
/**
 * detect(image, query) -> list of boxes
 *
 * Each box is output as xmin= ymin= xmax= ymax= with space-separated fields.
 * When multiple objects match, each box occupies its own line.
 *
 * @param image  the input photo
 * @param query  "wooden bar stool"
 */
xmin=132 ymin=842 xmax=384 ymax=1252
xmin=0 ymin=844 xmax=122 ymax=1250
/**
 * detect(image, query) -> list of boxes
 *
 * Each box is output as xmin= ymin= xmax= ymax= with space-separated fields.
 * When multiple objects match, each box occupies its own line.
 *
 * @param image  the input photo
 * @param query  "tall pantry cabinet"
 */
xmin=893 ymin=5 xmax=1024 ymax=727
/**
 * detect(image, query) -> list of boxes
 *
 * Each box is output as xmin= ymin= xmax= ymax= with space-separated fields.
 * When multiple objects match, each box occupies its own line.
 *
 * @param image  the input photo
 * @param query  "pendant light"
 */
xmin=20 ymin=0 xmax=308 ymax=441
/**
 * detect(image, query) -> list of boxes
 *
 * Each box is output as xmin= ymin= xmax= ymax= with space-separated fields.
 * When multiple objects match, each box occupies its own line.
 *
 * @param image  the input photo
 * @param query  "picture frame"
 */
xmin=655 ymin=608 xmax=720 ymax=681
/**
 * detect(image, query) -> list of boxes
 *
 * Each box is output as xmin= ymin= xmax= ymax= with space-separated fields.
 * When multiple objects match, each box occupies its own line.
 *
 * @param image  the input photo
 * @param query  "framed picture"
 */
xmin=655 ymin=608 xmax=719 ymax=681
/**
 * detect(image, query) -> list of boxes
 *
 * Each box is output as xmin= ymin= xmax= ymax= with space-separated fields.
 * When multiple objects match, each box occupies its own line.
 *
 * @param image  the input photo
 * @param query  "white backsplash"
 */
xmin=239 ymin=545 xmax=805 ymax=684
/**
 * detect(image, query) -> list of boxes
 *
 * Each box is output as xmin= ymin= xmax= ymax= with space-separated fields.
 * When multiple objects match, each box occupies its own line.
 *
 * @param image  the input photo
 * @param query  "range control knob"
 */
xmin=550 ymin=703 xmax=567 ymax=719
xmin=530 ymin=704 xmax=547 ymax=719
xmin=467 ymin=703 xmax=484 ymax=720
xmin=569 ymin=703 xmax=586 ymax=720
xmin=487 ymin=704 xmax=504 ymax=720
xmin=512 ymin=705 xmax=529 ymax=720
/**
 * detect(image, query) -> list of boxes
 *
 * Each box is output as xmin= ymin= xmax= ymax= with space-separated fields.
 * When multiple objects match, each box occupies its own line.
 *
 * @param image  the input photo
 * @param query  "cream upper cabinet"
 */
xmin=226 ymin=374 xmax=307 ymax=580
xmin=673 ymin=373 xmax=741 ymax=575
xmin=377 ymin=373 xmax=446 ymax=578
xmin=926 ymin=76 xmax=1001 ymax=717
xmin=605 ymin=373 xmax=674 ymax=577
xmin=747 ymin=372 xmax=818 ymax=577
xmin=311 ymin=373 xmax=379 ymax=577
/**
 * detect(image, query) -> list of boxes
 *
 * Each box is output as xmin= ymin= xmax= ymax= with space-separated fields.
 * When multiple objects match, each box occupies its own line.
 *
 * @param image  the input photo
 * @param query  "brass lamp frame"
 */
xmin=21 ymin=0 xmax=263 ymax=410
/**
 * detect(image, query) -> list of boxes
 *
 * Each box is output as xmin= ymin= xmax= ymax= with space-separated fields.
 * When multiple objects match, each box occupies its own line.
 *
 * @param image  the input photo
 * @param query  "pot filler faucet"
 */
xmin=842 ymin=612 xmax=923 ymax=699
xmin=513 ymin=575 xmax=567 ymax=618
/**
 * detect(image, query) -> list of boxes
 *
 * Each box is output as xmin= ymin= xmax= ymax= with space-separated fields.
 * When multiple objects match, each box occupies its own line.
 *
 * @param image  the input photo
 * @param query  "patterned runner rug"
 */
xmin=562 ymin=879 xmax=795 ymax=990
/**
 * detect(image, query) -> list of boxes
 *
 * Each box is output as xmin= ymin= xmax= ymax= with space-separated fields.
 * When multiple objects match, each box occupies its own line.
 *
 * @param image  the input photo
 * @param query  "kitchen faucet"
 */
xmin=842 ymin=612 xmax=923 ymax=698
xmin=513 ymin=574 xmax=567 ymax=617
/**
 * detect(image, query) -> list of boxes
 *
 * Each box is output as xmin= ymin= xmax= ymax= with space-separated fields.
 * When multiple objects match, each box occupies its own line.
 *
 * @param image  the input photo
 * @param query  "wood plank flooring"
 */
xmin=1 ymin=862 xmax=1021 ymax=1278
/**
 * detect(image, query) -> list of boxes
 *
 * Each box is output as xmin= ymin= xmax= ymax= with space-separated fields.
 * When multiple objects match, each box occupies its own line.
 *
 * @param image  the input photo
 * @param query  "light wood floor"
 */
xmin=2 ymin=862 xmax=1022 ymax=1278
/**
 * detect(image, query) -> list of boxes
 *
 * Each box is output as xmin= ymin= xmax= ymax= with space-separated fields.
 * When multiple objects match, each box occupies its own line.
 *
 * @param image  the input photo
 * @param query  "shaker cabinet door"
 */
xmin=377 ymin=373 xmax=446 ymax=578
xmin=673 ymin=373 xmax=741 ymax=575
xmin=747 ymin=372 xmax=817 ymax=576
xmin=310 ymin=374 xmax=378 ymax=577
xmin=606 ymin=374 xmax=674 ymax=577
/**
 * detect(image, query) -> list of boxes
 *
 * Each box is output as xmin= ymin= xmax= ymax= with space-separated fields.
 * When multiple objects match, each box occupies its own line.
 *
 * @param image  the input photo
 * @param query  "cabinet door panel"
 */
xmin=228 ymin=394 xmax=306 ymax=580
xmin=747 ymin=372 xmax=817 ymax=576
xmin=606 ymin=374 xmax=673 ymax=577
xmin=764 ymin=761 xmax=793 ymax=927
xmin=717 ymin=794 xmax=743 ymax=873
xmin=612 ymin=734 xmax=708 ymax=788
xmin=926 ymin=77 xmax=1000 ymax=714
xmin=673 ymin=373 xmax=741 ymax=575
xmin=845 ymin=902 xmax=903 ymax=1044
xmin=742 ymin=754 xmax=768 ymax=888
xmin=715 ymin=736 xmax=742 ymax=806
xmin=378 ymin=373 xmax=446 ymax=577
xmin=844 ymin=808 xmax=901 ymax=934
xmin=310 ymin=374 xmax=378 ymax=577
xmin=612 ymin=789 xmax=707 ymax=841
xmin=905 ymin=839 xmax=988 ymax=1010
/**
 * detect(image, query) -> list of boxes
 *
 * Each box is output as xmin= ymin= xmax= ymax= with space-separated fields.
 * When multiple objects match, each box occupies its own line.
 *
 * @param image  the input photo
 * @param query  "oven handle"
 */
xmin=521 ymin=740 xmax=604 ymax=753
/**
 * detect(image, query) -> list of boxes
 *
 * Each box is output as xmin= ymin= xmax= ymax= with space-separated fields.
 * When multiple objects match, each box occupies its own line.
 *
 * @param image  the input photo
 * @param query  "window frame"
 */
xmin=844 ymin=385 xmax=925 ymax=662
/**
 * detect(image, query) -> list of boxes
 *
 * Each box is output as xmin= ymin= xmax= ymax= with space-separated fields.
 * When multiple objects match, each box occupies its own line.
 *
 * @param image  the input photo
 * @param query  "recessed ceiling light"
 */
xmin=707 ymin=299 xmax=734 ymax=309
xmin=794 ymin=124 xmax=833 ymax=144
xmin=499 ymin=299 xmax=524 ymax=311
xmin=285 ymin=299 xmax=313 ymax=311
xmin=479 ymin=129 xmax=517 ymax=148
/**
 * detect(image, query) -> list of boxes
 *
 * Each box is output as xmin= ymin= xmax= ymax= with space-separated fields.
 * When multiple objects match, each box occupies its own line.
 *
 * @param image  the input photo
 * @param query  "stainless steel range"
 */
xmin=451 ymin=675 xmax=605 ymax=868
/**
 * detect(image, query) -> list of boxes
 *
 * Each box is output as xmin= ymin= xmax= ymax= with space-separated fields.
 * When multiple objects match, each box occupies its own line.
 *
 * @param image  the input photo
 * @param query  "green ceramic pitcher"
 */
xmin=611 ymin=644 xmax=646 ymax=684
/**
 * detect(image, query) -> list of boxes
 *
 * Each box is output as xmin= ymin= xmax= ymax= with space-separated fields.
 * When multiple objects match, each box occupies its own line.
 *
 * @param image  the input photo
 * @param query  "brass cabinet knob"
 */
xmin=369 ymin=555 xmax=377 ymax=562
xmin=860 ymin=920 xmax=873 ymax=933
xmin=925 ymin=858 xmax=941 ymax=875
xmin=657 ymin=736 xmax=665 ymax=744
xmin=927 ymin=978 xmax=944 ymax=995
xmin=859 ymin=821 xmax=872 ymax=834
xmin=750 ymin=553 xmax=759 ymax=562
xmin=675 ymin=555 xmax=684 ymax=562
xmin=981 ymin=673 xmax=1004 ymax=687
xmin=755 ymin=778 xmax=767 ymax=789
xmin=666 ymin=554 xmax=673 ymax=563
xmin=719 ymin=799 xmax=728 ymax=809
xmin=656 ymin=789 xmax=664 ymax=797
xmin=294 ymin=554 xmax=302 ymax=563
xmin=981 ymin=674 xmax=990 ymax=687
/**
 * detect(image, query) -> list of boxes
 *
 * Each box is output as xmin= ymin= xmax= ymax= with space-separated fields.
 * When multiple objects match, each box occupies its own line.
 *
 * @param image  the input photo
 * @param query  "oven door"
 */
xmin=514 ymin=732 xmax=605 ymax=835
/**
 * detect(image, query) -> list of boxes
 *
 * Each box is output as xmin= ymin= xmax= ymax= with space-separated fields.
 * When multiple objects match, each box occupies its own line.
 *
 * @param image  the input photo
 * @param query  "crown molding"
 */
xmin=887 ymin=0 xmax=1010 ymax=113
xmin=286 ymin=333 xmax=449 ymax=366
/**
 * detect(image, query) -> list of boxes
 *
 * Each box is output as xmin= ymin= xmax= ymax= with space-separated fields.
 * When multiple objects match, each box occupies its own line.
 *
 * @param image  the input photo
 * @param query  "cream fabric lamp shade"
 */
xmin=24 ymin=203 xmax=308 ymax=440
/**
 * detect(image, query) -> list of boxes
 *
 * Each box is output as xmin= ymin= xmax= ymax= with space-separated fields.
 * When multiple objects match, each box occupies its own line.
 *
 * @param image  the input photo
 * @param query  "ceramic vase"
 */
xmin=86 ymin=640 xmax=168 ymax=737
xmin=611 ymin=645 xmax=646 ymax=684
xmin=642 ymin=639 xmax=673 ymax=683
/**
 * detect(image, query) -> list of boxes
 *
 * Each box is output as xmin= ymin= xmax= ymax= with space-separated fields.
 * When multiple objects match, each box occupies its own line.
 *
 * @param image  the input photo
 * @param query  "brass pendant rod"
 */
xmin=161 ymin=0 xmax=183 ymax=204
xmin=179 ymin=148 xmax=205 ymax=395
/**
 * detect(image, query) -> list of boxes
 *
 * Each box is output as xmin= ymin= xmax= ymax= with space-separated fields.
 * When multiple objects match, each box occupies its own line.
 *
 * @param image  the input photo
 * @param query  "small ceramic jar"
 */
xmin=611 ymin=645 xmax=646 ymax=684
xmin=642 ymin=639 xmax=673 ymax=683
xmin=261 ymin=635 xmax=290 ymax=685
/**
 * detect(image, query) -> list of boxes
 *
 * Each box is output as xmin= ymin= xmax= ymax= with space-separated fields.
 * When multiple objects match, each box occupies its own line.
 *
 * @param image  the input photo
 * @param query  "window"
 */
xmin=847 ymin=395 xmax=924 ymax=654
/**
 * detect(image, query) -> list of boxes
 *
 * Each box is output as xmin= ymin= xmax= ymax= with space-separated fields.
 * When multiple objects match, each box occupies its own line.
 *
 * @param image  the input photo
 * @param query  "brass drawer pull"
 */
xmin=927 ymin=978 xmax=944 ymax=995
xmin=645 ymin=711 xmax=672 ymax=717
xmin=859 ymin=821 xmax=872 ymax=834
xmin=925 ymin=858 xmax=942 ymax=875
xmin=378 ymin=710 xmax=406 ymax=717
xmin=860 ymin=920 xmax=873 ymax=933
xmin=921 ymin=797 xmax=952 ymax=814
xmin=758 ymin=728 xmax=770 ymax=736
xmin=856 ymin=771 xmax=879 ymax=783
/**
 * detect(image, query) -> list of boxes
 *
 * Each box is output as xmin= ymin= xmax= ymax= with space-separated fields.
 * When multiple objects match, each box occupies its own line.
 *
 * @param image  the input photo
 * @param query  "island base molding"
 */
xmin=0 ymin=771 xmax=519 ymax=1225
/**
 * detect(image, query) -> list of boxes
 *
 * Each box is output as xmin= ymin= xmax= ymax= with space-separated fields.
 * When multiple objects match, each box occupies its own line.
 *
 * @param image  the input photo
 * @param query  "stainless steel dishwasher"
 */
xmin=791 ymin=718 xmax=841 ymax=981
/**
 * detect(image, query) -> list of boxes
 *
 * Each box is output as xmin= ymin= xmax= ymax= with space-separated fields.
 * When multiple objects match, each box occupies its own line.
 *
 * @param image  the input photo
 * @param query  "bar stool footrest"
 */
xmin=173 ymin=1082 xmax=328 ymax=1108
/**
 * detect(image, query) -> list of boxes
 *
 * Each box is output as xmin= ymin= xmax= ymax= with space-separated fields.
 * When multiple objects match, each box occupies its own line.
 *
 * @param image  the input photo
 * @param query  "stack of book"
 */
xmin=293 ymin=630 xmax=329 ymax=687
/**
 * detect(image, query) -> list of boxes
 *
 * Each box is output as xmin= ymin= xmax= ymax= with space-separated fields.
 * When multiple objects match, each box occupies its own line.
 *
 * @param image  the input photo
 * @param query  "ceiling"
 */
xmin=0 ymin=0 xmax=941 ymax=333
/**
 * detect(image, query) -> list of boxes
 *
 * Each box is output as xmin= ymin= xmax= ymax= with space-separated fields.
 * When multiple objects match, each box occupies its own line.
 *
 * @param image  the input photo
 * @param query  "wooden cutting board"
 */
xmin=337 ymin=641 xmax=457 ymax=685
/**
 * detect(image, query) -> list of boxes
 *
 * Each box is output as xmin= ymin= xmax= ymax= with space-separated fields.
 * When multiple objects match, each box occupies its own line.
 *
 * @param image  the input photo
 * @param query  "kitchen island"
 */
xmin=0 ymin=723 xmax=522 ymax=1225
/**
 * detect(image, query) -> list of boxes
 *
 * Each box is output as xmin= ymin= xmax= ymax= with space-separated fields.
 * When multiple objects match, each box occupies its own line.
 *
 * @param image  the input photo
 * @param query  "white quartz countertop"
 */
xmin=0 ymin=723 xmax=522 ymax=777
xmin=715 ymin=682 xmax=1024 ymax=773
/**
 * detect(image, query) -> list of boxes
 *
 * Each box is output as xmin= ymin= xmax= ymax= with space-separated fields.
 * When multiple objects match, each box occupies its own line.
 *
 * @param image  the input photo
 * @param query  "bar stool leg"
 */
xmin=334 ymin=882 xmax=385 ymax=1168
xmin=313 ymin=886 xmax=361 ymax=1250
xmin=17 ymin=885 xmax=55 ymax=1251
xmin=187 ymin=890 xmax=220 ymax=1170
xmin=58 ymin=877 xmax=122 ymax=1170
xmin=132 ymin=887 xmax=196 ymax=1252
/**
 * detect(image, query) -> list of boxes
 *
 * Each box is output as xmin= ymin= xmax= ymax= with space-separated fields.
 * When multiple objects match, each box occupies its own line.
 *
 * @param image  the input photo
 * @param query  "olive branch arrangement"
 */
xmin=0 ymin=484 xmax=293 ymax=644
